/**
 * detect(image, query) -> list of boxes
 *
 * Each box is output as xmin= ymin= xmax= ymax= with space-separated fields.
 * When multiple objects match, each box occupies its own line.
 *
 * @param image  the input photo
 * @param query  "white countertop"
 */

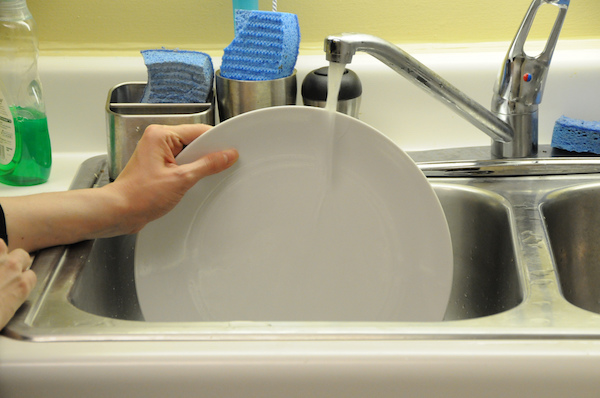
xmin=0 ymin=153 xmax=101 ymax=197
xmin=2 ymin=338 xmax=600 ymax=397
xmin=5 ymin=306 xmax=600 ymax=397
xmin=1 ymin=42 xmax=600 ymax=397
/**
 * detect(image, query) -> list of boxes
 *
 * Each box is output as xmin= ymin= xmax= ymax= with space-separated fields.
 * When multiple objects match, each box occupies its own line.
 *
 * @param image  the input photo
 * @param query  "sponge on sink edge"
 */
xmin=140 ymin=49 xmax=214 ymax=104
xmin=551 ymin=115 xmax=600 ymax=154
xmin=220 ymin=10 xmax=300 ymax=81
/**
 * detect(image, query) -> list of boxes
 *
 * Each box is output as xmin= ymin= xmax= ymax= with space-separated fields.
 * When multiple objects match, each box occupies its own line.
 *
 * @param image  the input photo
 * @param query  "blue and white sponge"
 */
xmin=551 ymin=115 xmax=600 ymax=154
xmin=140 ymin=49 xmax=214 ymax=103
xmin=220 ymin=10 xmax=300 ymax=81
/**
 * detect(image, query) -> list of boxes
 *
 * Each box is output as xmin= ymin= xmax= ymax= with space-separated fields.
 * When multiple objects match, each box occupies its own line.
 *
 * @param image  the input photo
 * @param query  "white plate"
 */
xmin=135 ymin=106 xmax=453 ymax=322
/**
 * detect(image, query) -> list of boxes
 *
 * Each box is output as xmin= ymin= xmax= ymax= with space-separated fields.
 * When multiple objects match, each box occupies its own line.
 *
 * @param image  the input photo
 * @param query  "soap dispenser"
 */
xmin=0 ymin=0 xmax=51 ymax=186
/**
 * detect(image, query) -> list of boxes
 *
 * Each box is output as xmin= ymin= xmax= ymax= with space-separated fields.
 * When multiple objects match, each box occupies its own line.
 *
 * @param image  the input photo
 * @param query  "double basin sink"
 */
xmin=6 ymin=148 xmax=600 ymax=341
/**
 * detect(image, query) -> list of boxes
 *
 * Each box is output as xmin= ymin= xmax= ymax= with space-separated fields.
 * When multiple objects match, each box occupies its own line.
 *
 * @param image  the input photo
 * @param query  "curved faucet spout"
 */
xmin=324 ymin=33 xmax=514 ymax=147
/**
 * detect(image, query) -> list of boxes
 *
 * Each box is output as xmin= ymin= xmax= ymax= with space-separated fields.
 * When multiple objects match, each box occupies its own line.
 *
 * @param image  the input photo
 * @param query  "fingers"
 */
xmin=184 ymin=149 xmax=240 ymax=181
xmin=139 ymin=123 xmax=239 ymax=182
xmin=137 ymin=124 xmax=213 ymax=162
xmin=0 ymin=246 xmax=36 ymax=328
xmin=20 ymin=269 xmax=37 ymax=292
xmin=0 ymin=247 xmax=33 ymax=274
xmin=13 ymin=249 xmax=33 ymax=272
xmin=161 ymin=124 xmax=213 ymax=146
xmin=0 ymin=268 xmax=36 ymax=328
xmin=197 ymin=149 xmax=239 ymax=178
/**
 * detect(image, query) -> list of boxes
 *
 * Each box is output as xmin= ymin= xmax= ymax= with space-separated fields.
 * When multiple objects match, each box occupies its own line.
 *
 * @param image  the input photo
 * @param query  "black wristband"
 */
xmin=0 ymin=204 xmax=7 ymax=245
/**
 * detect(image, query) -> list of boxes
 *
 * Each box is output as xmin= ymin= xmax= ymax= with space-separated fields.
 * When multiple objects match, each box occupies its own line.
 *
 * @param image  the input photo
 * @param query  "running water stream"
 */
xmin=322 ymin=62 xmax=346 ymax=186
xmin=325 ymin=62 xmax=346 ymax=113
xmin=312 ymin=62 xmax=346 ymax=224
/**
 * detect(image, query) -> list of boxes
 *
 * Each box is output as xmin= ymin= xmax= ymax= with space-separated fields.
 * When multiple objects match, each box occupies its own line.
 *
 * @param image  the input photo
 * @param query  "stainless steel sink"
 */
xmin=542 ymin=183 xmax=600 ymax=315
xmin=7 ymin=148 xmax=600 ymax=342
xmin=68 ymin=180 xmax=521 ymax=324
xmin=435 ymin=184 xmax=521 ymax=321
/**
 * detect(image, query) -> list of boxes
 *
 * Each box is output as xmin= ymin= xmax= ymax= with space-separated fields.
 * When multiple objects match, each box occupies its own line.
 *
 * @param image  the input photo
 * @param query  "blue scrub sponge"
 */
xmin=220 ymin=10 xmax=300 ymax=81
xmin=140 ymin=49 xmax=214 ymax=103
xmin=551 ymin=115 xmax=600 ymax=154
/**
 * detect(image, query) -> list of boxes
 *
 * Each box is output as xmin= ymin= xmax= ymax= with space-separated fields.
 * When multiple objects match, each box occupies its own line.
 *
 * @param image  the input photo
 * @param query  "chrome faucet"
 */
xmin=324 ymin=0 xmax=569 ymax=159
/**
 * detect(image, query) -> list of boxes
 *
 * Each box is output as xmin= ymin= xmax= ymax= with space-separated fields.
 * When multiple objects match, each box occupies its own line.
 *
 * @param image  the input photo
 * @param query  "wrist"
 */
xmin=97 ymin=182 xmax=148 ymax=237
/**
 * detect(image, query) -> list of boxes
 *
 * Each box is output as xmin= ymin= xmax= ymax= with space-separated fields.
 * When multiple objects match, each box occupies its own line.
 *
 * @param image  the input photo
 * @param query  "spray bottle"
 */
xmin=0 ymin=0 xmax=51 ymax=186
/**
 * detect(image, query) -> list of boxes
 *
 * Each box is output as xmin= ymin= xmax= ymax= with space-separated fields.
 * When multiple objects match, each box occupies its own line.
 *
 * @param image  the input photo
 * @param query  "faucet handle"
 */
xmin=494 ymin=0 xmax=569 ymax=108
xmin=510 ymin=0 xmax=569 ymax=62
xmin=491 ymin=0 xmax=569 ymax=158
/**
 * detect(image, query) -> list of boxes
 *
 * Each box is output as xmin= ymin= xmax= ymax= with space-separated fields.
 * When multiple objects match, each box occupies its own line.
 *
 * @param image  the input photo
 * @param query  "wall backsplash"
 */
xmin=27 ymin=0 xmax=600 ymax=55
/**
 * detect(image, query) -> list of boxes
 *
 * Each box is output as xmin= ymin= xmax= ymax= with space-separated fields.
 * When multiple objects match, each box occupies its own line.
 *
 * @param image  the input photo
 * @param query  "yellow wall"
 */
xmin=28 ymin=0 xmax=600 ymax=56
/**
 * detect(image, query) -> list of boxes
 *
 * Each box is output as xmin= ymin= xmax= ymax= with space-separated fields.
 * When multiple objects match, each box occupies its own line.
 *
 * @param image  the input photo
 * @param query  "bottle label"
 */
xmin=0 ymin=89 xmax=16 ymax=165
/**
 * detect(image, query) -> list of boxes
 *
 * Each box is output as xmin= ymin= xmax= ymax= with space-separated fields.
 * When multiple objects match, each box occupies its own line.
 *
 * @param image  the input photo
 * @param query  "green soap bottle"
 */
xmin=0 ymin=0 xmax=51 ymax=186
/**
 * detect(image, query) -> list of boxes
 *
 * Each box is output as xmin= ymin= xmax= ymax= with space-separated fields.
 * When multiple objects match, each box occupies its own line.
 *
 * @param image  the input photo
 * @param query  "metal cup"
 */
xmin=215 ymin=69 xmax=297 ymax=122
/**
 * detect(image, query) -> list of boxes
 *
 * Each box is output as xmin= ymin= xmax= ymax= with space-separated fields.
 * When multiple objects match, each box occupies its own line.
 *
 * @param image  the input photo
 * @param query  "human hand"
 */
xmin=0 ymin=239 xmax=36 ymax=329
xmin=104 ymin=124 xmax=239 ymax=235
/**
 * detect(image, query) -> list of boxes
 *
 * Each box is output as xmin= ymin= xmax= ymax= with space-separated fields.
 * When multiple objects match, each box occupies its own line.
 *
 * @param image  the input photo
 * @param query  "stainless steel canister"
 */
xmin=106 ymin=82 xmax=214 ymax=180
xmin=215 ymin=69 xmax=297 ymax=122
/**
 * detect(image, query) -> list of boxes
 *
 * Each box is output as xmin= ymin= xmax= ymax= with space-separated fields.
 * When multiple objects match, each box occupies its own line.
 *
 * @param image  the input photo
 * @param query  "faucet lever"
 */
xmin=513 ymin=0 xmax=569 ymax=62
xmin=491 ymin=0 xmax=569 ymax=158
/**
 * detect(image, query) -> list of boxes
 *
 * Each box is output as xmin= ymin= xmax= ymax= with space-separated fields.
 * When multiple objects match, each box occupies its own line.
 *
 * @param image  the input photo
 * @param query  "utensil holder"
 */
xmin=106 ymin=82 xmax=214 ymax=180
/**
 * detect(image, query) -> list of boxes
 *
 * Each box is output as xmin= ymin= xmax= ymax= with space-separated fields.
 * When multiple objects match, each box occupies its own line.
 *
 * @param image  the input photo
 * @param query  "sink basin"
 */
xmin=435 ymin=184 xmax=521 ymax=320
xmin=8 ymin=149 xmax=600 ymax=342
xmin=68 ymin=182 xmax=521 ymax=322
xmin=70 ymin=234 xmax=141 ymax=320
xmin=542 ymin=183 xmax=600 ymax=315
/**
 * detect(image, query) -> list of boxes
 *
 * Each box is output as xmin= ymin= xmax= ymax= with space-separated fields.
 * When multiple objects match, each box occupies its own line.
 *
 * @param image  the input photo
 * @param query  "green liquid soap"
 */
xmin=0 ymin=106 xmax=51 ymax=186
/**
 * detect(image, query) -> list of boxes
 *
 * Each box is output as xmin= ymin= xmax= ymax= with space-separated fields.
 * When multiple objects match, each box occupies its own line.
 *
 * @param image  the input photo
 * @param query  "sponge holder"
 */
xmin=106 ymin=82 xmax=215 ymax=180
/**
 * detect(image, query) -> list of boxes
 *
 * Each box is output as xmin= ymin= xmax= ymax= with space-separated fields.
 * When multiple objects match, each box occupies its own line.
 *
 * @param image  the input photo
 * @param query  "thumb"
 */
xmin=184 ymin=149 xmax=239 ymax=181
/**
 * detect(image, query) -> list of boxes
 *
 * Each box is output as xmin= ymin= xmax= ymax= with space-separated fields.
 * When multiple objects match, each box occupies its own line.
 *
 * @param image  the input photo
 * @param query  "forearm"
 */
xmin=1 ymin=186 xmax=130 ymax=252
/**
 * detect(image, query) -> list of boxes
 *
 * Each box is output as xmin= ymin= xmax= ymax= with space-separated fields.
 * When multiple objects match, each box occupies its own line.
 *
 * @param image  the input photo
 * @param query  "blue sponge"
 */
xmin=551 ymin=115 xmax=600 ymax=154
xmin=220 ymin=10 xmax=300 ymax=81
xmin=140 ymin=49 xmax=214 ymax=103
